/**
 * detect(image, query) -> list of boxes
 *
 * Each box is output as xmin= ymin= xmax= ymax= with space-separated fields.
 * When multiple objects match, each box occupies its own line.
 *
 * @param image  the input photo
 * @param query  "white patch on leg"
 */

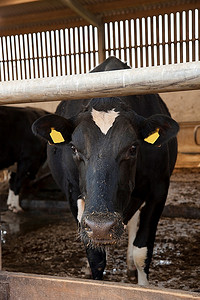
xmin=127 ymin=210 xmax=140 ymax=273
xmin=133 ymin=246 xmax=149 ymax=285
xmin=91 ymin=108 xmax=119 ymax=135
xmin=77 ymin=198 xmax=85 ymax=223
xmin=7 ymin=189 xmax=22 ymax=213
xmin=127 ymin=202 xmax=146 ymax=275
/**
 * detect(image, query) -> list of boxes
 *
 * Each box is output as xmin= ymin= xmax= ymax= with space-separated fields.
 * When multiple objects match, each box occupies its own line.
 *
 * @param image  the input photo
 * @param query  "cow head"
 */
xmin=32 ymin=97 xmax=179 ymax=247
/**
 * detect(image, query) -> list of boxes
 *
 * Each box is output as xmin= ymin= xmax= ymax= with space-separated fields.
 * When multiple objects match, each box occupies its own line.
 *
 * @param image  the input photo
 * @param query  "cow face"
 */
xmin=32 ymin=97 xmax=179 ymax=247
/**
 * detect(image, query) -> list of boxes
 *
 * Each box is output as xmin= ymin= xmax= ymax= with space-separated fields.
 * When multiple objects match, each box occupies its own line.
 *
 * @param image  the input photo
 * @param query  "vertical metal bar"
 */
xmin=10 ymin=35 xmax=16 ymax=80
xmin=2 ymin=37 xmax=8 ymax=81
xmin=89 ymin=25 xmax=93 ymax=70
xmin=127 ymin=20 xmax=132 ymax=67
xmin=191 ymin=10 xmax=195 ymax=61
xmin=82 ymin=26 xmax=86 ymax=73
xmin=164 ymin=14 xmax=168 ymax=65
xmin=60 ymin=29 xmax=65 ymax=76
xmin=188 ymin=10 xmax=192 ymax=62
xmin=53 ymin=30 xmax=57 ymax=77
xmin=179 ymin=11 xmax=183 ymax=63
xmin=65 ymin=28 xmax=71 ymax=75
xmin=57 ymin=29 xmax=61 ymax=76
xmin=182 ymin=11 xmax=186 ymax=63
xmin=32 ymin=33 xmax=38 ymax=78
xmin=168 ymin=13 xmax=172 ymax=65
xmin=162 ymin=15 xmax=166 ymax=65
xmin=174 ymin=12 xmax=177 ymax=64
xmin=0 ymin=37 xmax=4 ymax=81
xmin=20 ymin=34 xmax=25 ymax=79
xmin=37 ymin=32 xmax=43 ymax=78
xmin=15 ymin=35 xmax=21 ymax=80
xmin=133 ymin=19 xmax=138 ymax=67
xmin=185 ymin=11 xmax=189 ymax=62
xmin=92 ymin=26 xmax=96 ymax=69
xmin=49 ymin=31 xmax=53 ymax=77
xmin=57 ymin=29 xmax=63 ymax=76
xmin=75 ymin=26 xmax=81 ymax=74
xmin=23 ymin=34 xmax=27 ymax=79
xmin=198 ymin=8 xmax=200 ymax=61
xmin=130 ymin=19 xmax=134 ymax=68
xmin=94 ymin=27 xmax=99 ymax=67
xmin=28 ymin=33 xmax=33 ymax=79
xmin=104 ymin=23 xmax=109 ymax=59
xmin=141 ymin=17 xmax=146 ymax=67
xmin=45 ymin=31 xmax=49 ymax=77
xmin=113 ymin=21 xmax=117 ymax=57
xmin=153 ymin=16 xmax=157 ymax=66
xmin=146 ymin=17 xmax=150 ymax=67
xmin=6 ymin=36 xmax=12 ymax=81
xmin=72 ymin=28 xmax=77 ymax=74
xmin=63 ymin=29 xmax=67 ymax=75
xmin=126 ymin=20 xmax=131 ymax=66
xmin=68 ymin=28 xmax=73 ymax=75
xmin=195 ymin=9 xmax=199 ymax=61
xmin=106 ymin=23 xmax=111 ymax=58
xmin=41 ymin=32 xmax=47 ymax=77
xmin=108 ymin=22 xmax=113 ymax=57
xmin=120 ymin=20 xmax=125 ymax=61
xmin=192 ymin=9 xmax=196 ymax=61
xmin=24 ymin=34 xmax=30 ymax=79
xmin=123 ymin=20 xmax=127 ymax=63
xmin=78 ymin=26 xmax=83 ymax=73
xmin=77 ymin=27 xmax=82 ymax=74
xmin=176 ymin=12 xmax=180 ymax=63
xmin=144 ymin=17 xmax=148 ymax=67
xmin=117 ymin=21 xmax=121 ymax=59
xmin=156 ymin=16 xmax=159 ymax=66
xmin=15 ymin=35 xmax=19 ymax=80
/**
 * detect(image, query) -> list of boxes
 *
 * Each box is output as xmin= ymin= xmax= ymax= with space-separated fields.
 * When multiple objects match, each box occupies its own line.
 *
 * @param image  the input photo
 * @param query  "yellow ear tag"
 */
xmin=50 ymin=128 xmax=65 ymax=143
xmin=144 ymin=128 xmax=160 ymax=144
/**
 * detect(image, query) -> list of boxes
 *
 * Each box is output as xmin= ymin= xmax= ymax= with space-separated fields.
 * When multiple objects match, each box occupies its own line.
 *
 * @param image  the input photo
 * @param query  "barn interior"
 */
xmin=0 ymin=0 xmax=199 ymax=298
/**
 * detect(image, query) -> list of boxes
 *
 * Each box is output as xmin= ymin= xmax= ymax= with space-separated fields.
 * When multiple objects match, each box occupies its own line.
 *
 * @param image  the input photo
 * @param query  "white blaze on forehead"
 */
xmin=91 ymin=108 xmax=120 ymax=135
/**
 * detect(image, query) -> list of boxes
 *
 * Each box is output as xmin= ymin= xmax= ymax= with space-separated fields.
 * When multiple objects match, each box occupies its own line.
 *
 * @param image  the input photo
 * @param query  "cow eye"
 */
xmin=129 ymin=145 xmax=137 ymax=156
xmin=71 ymin=145 xmax=78 ymax=154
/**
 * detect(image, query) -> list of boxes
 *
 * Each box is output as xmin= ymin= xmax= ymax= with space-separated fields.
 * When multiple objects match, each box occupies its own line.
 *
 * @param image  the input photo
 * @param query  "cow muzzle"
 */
xmin=81 ymin=212 xmax=124 ymax=246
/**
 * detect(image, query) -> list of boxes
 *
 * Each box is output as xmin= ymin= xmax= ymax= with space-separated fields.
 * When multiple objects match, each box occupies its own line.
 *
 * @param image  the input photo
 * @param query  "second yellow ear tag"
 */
xmin=50 ymin=128 xmax=65 ymax=143
xmin=144 ymin=128 xmax=160 ymax=144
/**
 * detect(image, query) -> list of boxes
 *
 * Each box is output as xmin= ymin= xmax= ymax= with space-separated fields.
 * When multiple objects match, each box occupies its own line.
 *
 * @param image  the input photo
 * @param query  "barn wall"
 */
xmin=161 ymin=90 xmax=200 ymax=122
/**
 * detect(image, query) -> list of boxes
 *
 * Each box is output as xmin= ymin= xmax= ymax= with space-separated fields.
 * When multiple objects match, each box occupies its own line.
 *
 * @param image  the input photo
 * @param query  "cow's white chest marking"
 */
xmin=91 ymin=108 xmax=119 ymax=135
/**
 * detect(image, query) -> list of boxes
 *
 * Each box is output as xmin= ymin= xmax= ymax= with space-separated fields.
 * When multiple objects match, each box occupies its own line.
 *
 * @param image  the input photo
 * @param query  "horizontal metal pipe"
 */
xmin=0 ymin=62 xmax=200 ymax=105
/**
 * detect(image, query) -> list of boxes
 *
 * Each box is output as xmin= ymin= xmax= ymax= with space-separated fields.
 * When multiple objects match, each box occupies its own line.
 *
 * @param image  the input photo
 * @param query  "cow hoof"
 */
xmin=8 ymin=205 xmax=23 ymax=213
xmin=127 ymin=269 xmax=137 ymax=280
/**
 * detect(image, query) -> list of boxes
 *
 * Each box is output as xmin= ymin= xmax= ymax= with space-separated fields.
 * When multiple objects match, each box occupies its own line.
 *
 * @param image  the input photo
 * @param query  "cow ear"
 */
xmin=32 ymin=114 xmax=74 ymax=145
xmin=141 ymin=114 xmax=179 ymax=146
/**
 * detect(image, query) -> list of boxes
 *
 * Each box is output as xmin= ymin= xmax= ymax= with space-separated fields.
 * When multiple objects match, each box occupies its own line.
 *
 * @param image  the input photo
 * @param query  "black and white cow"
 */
xmin=32 ymin=57 xmax=179 ymax=285
xmin=0 ymin=106 xmax=48 ymax=212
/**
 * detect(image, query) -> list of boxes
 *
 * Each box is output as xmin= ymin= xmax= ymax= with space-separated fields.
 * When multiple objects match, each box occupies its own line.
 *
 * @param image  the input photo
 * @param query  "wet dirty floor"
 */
xmin=1 ymin=169 xmax=200 ymax=293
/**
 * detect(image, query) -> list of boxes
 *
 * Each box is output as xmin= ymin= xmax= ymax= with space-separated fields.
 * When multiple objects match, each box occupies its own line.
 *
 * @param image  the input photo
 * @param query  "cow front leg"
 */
xmin=133 ymin=198 xmax=166 ymax=285
xmin=85 ymin=246 xmax=106 ymax=280
xmin=127 ymin=209 xmax=140 ymax=277
xmin=7 ymin=188 xmax=22 ymax=213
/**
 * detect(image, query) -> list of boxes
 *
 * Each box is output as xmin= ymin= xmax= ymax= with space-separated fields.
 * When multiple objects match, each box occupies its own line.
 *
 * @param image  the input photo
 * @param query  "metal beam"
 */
xmin=0 ymin=62 xmax=200 ymax=105
xmin=63 ymin=0 xmax=101 ymax=27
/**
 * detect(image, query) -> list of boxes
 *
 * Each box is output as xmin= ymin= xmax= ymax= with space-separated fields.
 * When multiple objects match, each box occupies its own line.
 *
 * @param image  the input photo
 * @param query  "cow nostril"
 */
xmin=84 ymin=217 xmax=117 ymax=240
